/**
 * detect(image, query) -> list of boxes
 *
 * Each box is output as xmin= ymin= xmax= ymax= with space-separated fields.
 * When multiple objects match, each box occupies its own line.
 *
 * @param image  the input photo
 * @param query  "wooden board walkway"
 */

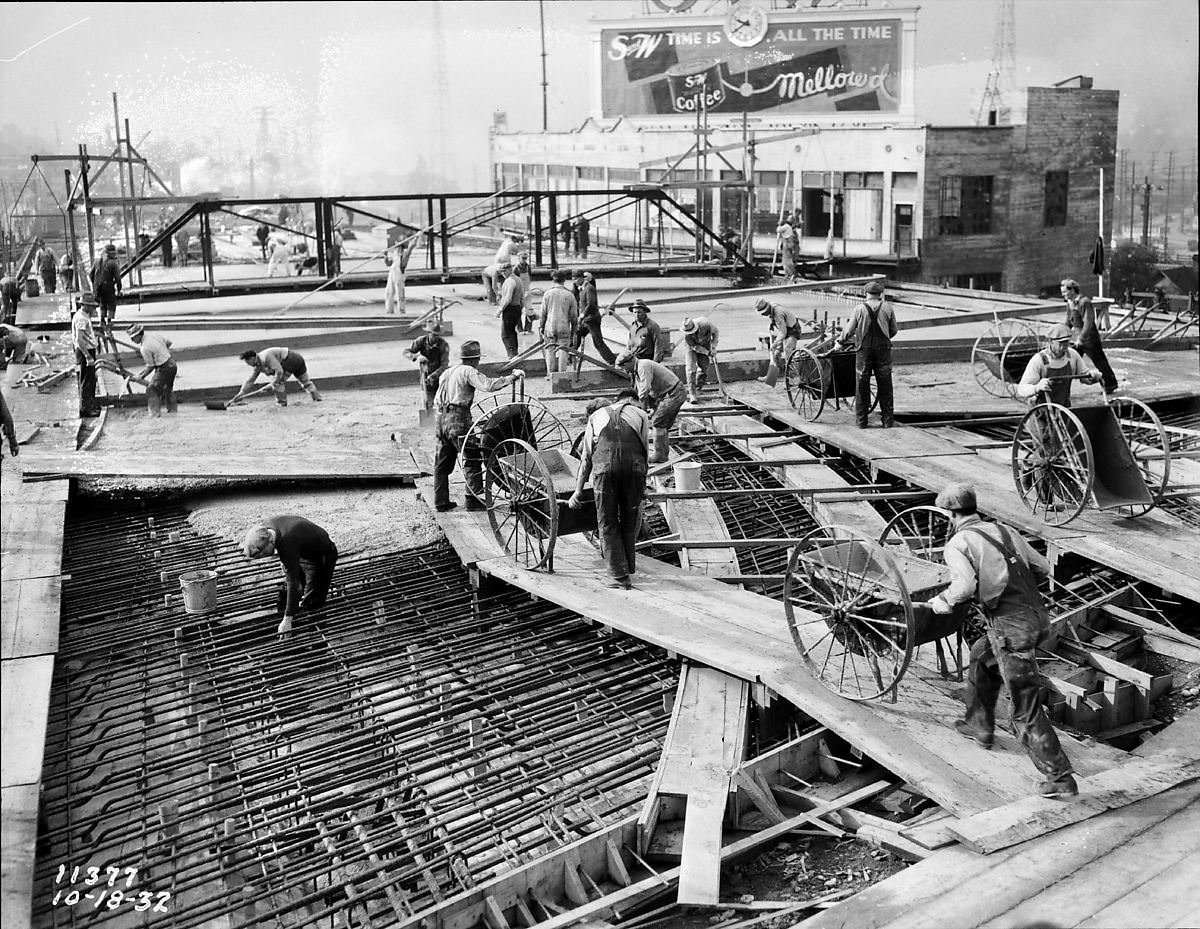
xmin=440 ymin=522 xmax=1128 ymax=819
xmin=19 ymin=451 xmax=425 ymax=483
xmin=731 ymin=389 xmax=1200 ymax=603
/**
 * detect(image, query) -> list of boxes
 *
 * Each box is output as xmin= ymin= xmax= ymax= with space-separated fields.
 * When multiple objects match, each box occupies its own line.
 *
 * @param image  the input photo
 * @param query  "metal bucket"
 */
xmin=674 ymin=461 xmax=703 ymax=492
xmin=179 ymin=570 xmax=218 ymax=614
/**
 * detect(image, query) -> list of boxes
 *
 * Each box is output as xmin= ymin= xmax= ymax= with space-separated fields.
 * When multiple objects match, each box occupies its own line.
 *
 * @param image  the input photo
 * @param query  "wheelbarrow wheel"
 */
xmin=972 ymin=320 xmax=1040 ymax=399
xmin=783 ymin=525 xmax=915 ymax=702
xmin=485 ymin=438 xmax=559 ymax=571
xmin=1111 ymin=395 xmax=1171 ymax=517
xmin=785 ymin=347 xmax=826 ymax=421
xmin=1012 ymin=402 xmax=1093 ymax=526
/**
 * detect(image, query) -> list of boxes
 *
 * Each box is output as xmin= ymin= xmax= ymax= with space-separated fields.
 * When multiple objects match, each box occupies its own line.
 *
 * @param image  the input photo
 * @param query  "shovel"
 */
xmin=204 ymin=384 xmax=274 ymax=411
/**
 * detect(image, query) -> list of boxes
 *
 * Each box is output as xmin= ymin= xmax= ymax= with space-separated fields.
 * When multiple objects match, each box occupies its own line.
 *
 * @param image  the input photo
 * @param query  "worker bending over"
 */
xmin=404 ymin=320 xmax=451 ymax=410
xmin=616 ymin=350 xmax=685 ymax=464
xmin=755 ymin=297 xmax=802 ymax=387
xmin=1 ymin=323 xmax=31 ymax=365
xmin=243 ymin=516 xmax=339 ymax=637
xmin=923 ymin=482 xmax=1077 ymax=798
xmin=1017 ymin=324 xmax=1100 ymax=407
xmin=235 ymin=347 xmax=322 ymax=406
xmin=680 ymin=316 xmax=719 ymax=403
xmin=127 ymin=324 xmax=178 ymax=416
xmin=836 ymin=280 xmax=897 ymax=429
xmin=431 ymin=340 xmax=525 ymax=512
xmin=569 ymin=389 xmax=649 ymax=589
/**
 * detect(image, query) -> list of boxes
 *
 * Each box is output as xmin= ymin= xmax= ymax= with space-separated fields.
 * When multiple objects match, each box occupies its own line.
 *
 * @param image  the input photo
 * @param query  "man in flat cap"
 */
xmin=837 ymin=279 xmax=897 ymax=428
xmin=127 ymin=324 xmax=178 ymax=416
xmin=923 ymin=482 xmax=1077 ymax=798
xmin=1016 ymin=323 xmax=1100 ymax=408
xmin=243 ymin=516 xmax=339 ymax=637
xmin=1060 ymin=279 xmax=1118 ymax=393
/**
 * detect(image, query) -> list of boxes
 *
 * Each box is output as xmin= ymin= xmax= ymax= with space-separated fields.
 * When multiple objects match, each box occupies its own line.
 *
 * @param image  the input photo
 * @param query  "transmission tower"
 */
xmin=977 ymin=0 xmax=1016 ymax=125
xmin=431 ymin=0 xmax=451 ymax=181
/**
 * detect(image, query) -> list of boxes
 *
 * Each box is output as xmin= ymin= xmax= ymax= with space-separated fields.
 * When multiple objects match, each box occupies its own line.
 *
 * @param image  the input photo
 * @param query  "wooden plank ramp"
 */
xmin=19 ymin=451 xmax=424 ymax=483
xmin=730 ymin=388 xmax=1200 ymax=603
xmin=796 ymin=780 xmax=1200 ymax=929
xmin=464 ymin=533 xmax=1129 ymax=819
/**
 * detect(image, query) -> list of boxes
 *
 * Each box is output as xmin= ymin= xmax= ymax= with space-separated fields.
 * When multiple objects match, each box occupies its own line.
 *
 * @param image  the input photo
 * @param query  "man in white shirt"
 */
xmin=72 ymin=294 xmax=101 ymax=417
xmin=127 ymin=324 xmax=178 ymax=416
xmin=539 ymin=270 xmax=579 ymax=379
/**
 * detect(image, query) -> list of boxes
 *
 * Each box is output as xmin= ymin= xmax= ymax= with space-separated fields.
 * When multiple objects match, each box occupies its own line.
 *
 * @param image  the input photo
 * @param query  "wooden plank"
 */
xmin=0 ymin=656 xmax=55 ymax=787
xmin=946 ymin=755 xmax=1200 ymax=855
xmin=801 ymin=782 xmax=1200 ymax=929
xmin=1133 ymin=705 xmax=1200 ymax=760
xmin=1073 ymin=855 xmax=1200 ymax=929
xmin=20 ymin=452 xmax=422 ymax=482
xmin=1100 ymin=604 xmax=1200 ymax=664
xmin=1 ymin=784 xmax=39 ymax=929
xmin=676 ymin=783 xmax=728 ymax=905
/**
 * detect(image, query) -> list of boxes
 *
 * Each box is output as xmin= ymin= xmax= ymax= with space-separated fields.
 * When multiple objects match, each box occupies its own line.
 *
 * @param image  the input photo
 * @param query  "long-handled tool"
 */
xmin=204 ymin=384 xmax=275 ymax=411
xmin=574 ymin=287 xmax=631 ymax=376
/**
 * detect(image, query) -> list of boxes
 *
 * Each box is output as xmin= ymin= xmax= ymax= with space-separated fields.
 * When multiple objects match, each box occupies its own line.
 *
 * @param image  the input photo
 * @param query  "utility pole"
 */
xmin=1128 ymin=159 xmax=1136 ymax=240
xmin=1163 ymin=150 xmax=1174 ymax=254
xmin=538 ymin=0 xmax=549 ymax=131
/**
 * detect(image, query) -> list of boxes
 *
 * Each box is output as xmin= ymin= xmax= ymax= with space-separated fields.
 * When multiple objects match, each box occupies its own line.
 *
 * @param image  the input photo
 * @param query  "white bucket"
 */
xmin=179 ymin=570 xmax=219 ymax=614
xmin=673 ymin=461 xmax=703 ymax=492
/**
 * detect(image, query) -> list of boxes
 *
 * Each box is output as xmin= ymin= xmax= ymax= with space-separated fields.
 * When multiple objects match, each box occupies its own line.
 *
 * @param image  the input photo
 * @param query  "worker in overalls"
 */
xmin=836 ymin=279 xmax=897 ymax=428
xmin=924 ymin=482 xmax=1077 ymax=798
xmin=569 ymin=389 xmax=649 ymax=589
xmin=431 ymin=340 xmax=525 ymax=512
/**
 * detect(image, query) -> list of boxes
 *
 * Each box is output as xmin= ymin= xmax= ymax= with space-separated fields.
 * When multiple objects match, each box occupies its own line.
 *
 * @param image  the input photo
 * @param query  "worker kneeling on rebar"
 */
xmin=242 ymin=516 xmax=339 ymax=637
xmin=920 ymin=482 xmax=1078 ymax=799
xmin=569 ymin=390 xmax=650 ymax=590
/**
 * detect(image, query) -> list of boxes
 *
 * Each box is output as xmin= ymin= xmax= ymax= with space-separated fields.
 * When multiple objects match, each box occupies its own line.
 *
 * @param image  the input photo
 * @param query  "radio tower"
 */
xmin=977 ymin=0 xmax=1016 ymax=126
xmin=431 ymin=0 xmax=451 ymax=185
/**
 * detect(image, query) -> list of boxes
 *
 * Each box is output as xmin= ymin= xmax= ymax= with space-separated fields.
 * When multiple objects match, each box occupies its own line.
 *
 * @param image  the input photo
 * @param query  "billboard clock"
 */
xmin=724 ymin=1 xmax=769 ymax=47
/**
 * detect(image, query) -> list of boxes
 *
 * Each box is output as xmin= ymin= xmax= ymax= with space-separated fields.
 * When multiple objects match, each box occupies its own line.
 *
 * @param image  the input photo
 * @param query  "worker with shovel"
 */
xmin=755 ymin=297 xmax=802 ymax=387
xmin=71 ymin=294 xmax=102 ymax=418
xmin=404 ymin=320 xmax=451 ymax=411
xmin=680 ymin=317 xmax=719 ymax=403
xmin=242 ymin=516 xmax=338 ymax=637
xmin=234 ymin=347 xmax=322 ymax=407
xmin=615 ymin=350 xmax=684 ymax=464
xmin=127 ymin=324 xmax=178 ymax=417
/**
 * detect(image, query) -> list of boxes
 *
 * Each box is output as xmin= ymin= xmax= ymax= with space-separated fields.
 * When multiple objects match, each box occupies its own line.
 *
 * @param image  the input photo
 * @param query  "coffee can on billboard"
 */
xmin=665 ymin=58 xmax=729 ymax=113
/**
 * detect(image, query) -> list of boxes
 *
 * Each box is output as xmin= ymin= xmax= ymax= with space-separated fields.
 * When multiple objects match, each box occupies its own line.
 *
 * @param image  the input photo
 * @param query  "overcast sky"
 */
xmin=1 ymin=0 xmax=1195 ymax=191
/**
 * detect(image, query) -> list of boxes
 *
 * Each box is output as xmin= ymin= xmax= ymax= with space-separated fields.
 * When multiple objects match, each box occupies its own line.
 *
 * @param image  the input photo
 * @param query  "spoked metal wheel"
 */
xmin=463 ymin=396 xmax=572 ymax=497
xmin=785 ymin=348 xmax=826 ymax=421
xmin=485 ymin=438 xmax=559 ymax=571
xmin=783 ymin=526 xmax=915 ymax=701
xmin=1012 ymin=402 xmax=1094 ymax=526
xmin=972 ymin=320 xmax=1041 ymax=398
xmin=1111 ymin=395 xmax=1171 ymax=517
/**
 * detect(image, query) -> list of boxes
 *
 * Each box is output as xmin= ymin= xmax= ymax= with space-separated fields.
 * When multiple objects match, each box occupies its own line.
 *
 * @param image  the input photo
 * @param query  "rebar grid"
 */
xmin=34 ymin=502 xmax=677 ymax=929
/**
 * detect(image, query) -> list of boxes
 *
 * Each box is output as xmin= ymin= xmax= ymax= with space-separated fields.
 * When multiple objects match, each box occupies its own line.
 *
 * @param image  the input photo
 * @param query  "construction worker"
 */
xmin=616 ymin=350 xmax=684 ymax=464
xmin=71 ymin=294 xmax=101 ymax=418
xmin=235 ymin=347 xmax=322 ymax=407
xmin=777 ymin=213 xmax=798 ymax=282
xmin=266 ymin=238 xmax=290 ymax=277
xmin=680 ymin=316 xmax=719 ymax=403
xmin=628 ymin=299 xmax=668 ymax=363
xmin=568 ymin=389 xmax=649 ymax=589
xmin=755 ymin=297 xmax=802 ymax=386
xmin=0 ymin=390 xmax=17 ymax=460
xmin=385 ymin=235 xmax=421 ymax=315
xmin=1061 ymin=279 xmax=1119 ymax=393
xmin=539 ymin=270 xmax=579 ymax=380
xmin=127 ymin=324 xmax=178 ymax=417
xmin=90 ymin=243 xmax=122 ymax=328
xmin=1 ymin=272 xmax=21 ymax=325
xmin=836 ymin=280 xmax=898 ymax=428
xmin=37 ymin=243 xmax=57 ymax=294
xmin=495 ymin=265 xmax=526 ymax=359
xmin=1 ymin=323 xmax=31 ymax=365
xmin=923 ymin=482 xmax=1078 ymax=798
xmin=482 ymin=232 xmax=522 ymax=304
xmin=574 ymin=270 xmax=616 ymax=364
xmin=431 ymin=340 xmax=525 ymax=512
xmin=58 ymin=251 xmax=76 ymax=292
xmin=404 ymin=320 xmax=451 ymax=411
xmin=1016 ymin=323 xmax=1101 ymax=407
xmin=242 ymin=516 xmax=338 ymax=637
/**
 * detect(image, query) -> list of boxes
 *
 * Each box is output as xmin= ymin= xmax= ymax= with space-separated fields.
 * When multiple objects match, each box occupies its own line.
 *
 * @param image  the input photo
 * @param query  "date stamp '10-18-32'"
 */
xmin=51 ymin=865 xmax=171 ymax=913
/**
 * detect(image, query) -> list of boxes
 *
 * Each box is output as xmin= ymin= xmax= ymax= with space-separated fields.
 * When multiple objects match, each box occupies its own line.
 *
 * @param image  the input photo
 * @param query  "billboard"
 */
xmin=600 ymin=18 xmax=903 ymax=118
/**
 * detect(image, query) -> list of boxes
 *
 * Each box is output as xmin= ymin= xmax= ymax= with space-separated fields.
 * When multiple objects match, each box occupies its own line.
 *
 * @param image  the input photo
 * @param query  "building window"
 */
xmin=1044 ymin=170 xmax=1069 ymax=227
xmin=579 ymin=166 xmax=605 ymax=182
xmin=938 ymin=175 xmax=994 ymax=235
xmin=609 ymin=167 xmax=641 ymax=185
xmin=951 ymin=271 xmax=1003 ymax=291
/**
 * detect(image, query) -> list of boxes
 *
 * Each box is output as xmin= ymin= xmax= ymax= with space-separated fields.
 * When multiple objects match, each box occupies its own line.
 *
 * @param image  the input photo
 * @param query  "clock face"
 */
xmin=724 ymin=1 xmax=769 ymax=48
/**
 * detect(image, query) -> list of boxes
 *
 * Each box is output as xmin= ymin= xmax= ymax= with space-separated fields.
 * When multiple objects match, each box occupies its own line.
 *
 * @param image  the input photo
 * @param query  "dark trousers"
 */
xmin=276 ymin=546 xmax=339 ymax=615
xmin=96 ymin=286 xmax=117 ymax=327
xmin=75 ymin=349 xmax=99 ymax=415
xmin=1076 ymin=338 xmax=1118 ymax=392
xmin=500 ymin=304 xmax=523 ymax=358
xmin=594 ymin=465 xmax=645 ymax=579
xmin=855 ymin=344 xmax=894 ymax=427
xmin=147 ymin=360 xmax=178 ymax=415
xmin=582 ymin=317 xmax=616 ymax=364
xmin=963 ymin=613 xmax=1072 ymax=781
xmin=41 ymin=268 xmax=56 ymax=294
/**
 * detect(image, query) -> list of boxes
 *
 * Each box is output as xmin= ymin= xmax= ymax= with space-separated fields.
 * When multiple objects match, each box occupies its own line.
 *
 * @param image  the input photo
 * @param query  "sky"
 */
xmin=0 ymin=0 xmax=1196 ymax=195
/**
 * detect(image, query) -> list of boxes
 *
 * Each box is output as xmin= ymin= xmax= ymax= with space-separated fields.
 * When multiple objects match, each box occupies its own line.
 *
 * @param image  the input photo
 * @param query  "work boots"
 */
xmin=306 ymin=383 xmax=323 ymax=402
xmin=652 ymin=428 xmax=670 ymax=464
xmin=1038 ymin=774 xmax=1079 ymax=798
xmin=757 ymin=361 xmax=779 ymax=387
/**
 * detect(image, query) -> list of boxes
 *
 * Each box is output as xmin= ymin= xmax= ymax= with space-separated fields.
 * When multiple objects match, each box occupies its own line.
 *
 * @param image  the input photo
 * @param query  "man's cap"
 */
xmin=459 ymin=340 xmax=482 ymax=359
xmin=1047 ymin=323 xmax=1071 ymax=341
xmin=935 ymin=482 xmax=977 ymax=513
xmin=423 ymin=319 xmax=443 ymax=334
xmin=681 ymin=317 xmax=698 ymax=335
xmin=629 ymin=299 xmax=649 ymax=313
xmin=242 ymin=526 xmax=274 ymax=557
xmin=865 ymin=280 xmax=886 ymax=295
xmin=583 ymin=271 xmax=594 ymax=281
xmin=1060 ymin=278 xmax=1079 ymax=291
xmin=104 ymin=243 xmax=117 ymax=253
xmin=127 ymin=324 xmax=144 ymax=340
xmin=572 ymin=269 xmax=585 ymax=279
xmin=754 ymin=297 xmax=771 ymax=313
xmin=78 ymin=293 xmax=99 ymax=307
xmin=615 ymin=350 xmax=637 ymax=366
